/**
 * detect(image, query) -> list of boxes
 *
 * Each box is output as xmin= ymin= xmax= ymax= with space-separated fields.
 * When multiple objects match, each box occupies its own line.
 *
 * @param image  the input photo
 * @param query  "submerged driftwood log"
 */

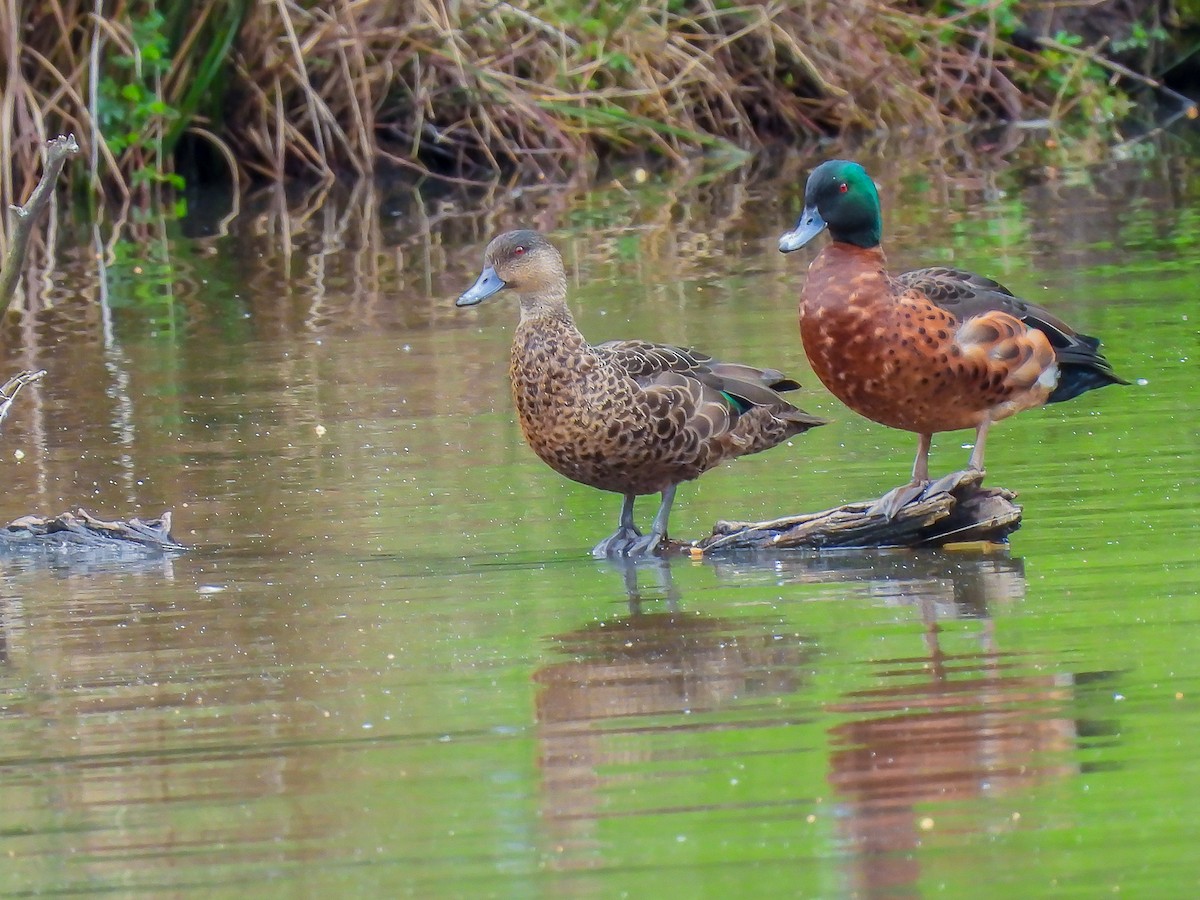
xmin=0 ymin=376 xmax=183 ymax=557
xmin=697 ymin=469 xmax=1021 ymax=553
xmin=0 ymin=509 xmax=184 ymax=556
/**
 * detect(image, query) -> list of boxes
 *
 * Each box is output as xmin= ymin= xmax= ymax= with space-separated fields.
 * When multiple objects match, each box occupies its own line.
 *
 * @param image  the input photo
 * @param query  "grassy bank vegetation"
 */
xmin=0 ymin=0 xmax=1185 ymax=208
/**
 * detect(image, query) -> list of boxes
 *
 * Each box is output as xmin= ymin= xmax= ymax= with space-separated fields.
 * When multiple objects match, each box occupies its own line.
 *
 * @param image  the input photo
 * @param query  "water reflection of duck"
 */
xmin=533 ymin=551 xmax=1121 ymax=889
xmin=780 ymin=160 xmax=1126 ymax=516
xmin=536 ymin=559 xmax=809 ymax=721
xmin=811 ymin=551 xmax=1117 ymax=898
xmin=533 ymin=557 xmax=814 ymax=866
xmin=707 ymin=546 xmax=1120 ymax=894
xmin=457 ymin=230 xmax=825 ymax=558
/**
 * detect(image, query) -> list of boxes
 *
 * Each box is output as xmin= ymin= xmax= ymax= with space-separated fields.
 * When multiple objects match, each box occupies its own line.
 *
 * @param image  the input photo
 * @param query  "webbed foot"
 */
xmin=593 ymin=487 xmax=677 ymax=558
xmin=868 ymin=468 xmax=988 ymax=520
xmin=922 ymin=468 xmax=984 ymax=498
xmin=592 ymin=524 xmax=643 ymax=558
xmin=868 ymin=480 xmax=930 ymax=520
xmin=592 ymin=528 xmax=670 ymax=558
xmin=621 ymin=531 xmax=668 ymax=558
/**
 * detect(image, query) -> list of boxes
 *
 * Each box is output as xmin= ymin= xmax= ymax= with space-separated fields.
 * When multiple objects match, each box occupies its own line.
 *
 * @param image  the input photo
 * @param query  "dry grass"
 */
xmin=0 ymin=0 xmax=1149 ymax=211
xmin=289 ymin=0 xmax=1046 ymax=177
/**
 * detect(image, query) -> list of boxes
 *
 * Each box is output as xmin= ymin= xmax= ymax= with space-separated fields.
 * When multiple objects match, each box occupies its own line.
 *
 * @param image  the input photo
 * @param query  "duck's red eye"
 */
xmin=514 ymin=246 xmax=526 ymax=256
xmin=838 ymin=182 xmax=849 ymax=194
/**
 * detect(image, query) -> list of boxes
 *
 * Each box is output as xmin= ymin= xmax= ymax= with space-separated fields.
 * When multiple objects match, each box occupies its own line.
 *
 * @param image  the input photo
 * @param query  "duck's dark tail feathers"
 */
xmin=782 ymin=408 xmax=829 ymax=431
xmin=707 ymin=363 xmax=826 ymax=432
xmin=1047 ymin=332 xmax=1129 ymax=404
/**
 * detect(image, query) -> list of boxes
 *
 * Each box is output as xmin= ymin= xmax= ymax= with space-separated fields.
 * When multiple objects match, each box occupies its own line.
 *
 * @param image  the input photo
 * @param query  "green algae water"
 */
xmin=0 ymin=141 xmax=1195 ymax=896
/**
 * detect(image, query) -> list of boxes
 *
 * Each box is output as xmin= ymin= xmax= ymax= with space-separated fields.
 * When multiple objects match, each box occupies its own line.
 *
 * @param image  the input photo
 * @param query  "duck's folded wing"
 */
xmin=594 ymin=339 xmax=804 ymax=407
xmin=897 ymin=266 xmax=1016 ymax=301
xmin=639 ymin=372 xmax=824 ymax=446
xmin=897 ymin=266 xmax=1085 ymax=349
xmin=593 ymin=339 xmax=712 ymax=381
xmin=897 ymin=267 xmax=1128 ymax=400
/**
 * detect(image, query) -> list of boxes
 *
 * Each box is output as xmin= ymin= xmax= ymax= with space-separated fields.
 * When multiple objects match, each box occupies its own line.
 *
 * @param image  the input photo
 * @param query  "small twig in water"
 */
xmin=0 ymin=369 xmax=46 ymax=429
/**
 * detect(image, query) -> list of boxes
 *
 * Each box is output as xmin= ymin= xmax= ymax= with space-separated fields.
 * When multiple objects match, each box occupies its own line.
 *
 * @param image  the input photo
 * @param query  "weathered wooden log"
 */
xmin=697 ymin=469 xmax=1020 ymax=554
xmin=0 ymin=509 xmax=184 ymax=556
xmin=0 ymin=371 xmax=186 ymax=558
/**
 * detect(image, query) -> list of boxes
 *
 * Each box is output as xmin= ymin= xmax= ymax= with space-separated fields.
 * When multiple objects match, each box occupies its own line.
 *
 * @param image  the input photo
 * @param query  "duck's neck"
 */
xmin=517 ymin=285 xmax=576 ymax=329
xmin=824 ymin=241 xmax=886 ymax=266
xmin=805 ymin=242 xmax=890 ymax=311
xmin=510 ymin=287 xmax=592 ymax=413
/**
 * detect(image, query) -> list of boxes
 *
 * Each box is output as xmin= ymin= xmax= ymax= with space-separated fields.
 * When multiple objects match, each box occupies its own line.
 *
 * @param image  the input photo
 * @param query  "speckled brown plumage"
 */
xmin=458 ymin=230 xmax=825 ymax=556
xmin=801 ymin=243 xmax=1060 ymax=436
xmin=780 ymin=160 xmax=1125 ymax=514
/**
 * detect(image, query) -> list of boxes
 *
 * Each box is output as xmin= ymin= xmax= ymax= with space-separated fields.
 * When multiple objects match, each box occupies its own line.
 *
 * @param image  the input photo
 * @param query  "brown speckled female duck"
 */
xmin=779 ymin=160 xmax=1126 ymax=516
xmin=458 ymin=230 xmax=825 ymax=557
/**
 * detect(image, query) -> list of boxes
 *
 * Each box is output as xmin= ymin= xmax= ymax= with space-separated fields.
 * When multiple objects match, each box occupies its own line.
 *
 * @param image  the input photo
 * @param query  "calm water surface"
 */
xmin=0 ymin=142 xmax=1196 ymax=896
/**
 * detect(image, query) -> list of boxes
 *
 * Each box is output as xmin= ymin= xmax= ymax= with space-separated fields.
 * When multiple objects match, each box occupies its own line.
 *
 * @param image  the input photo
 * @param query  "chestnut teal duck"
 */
xmin=458 ymin=229 xmax=826 ymax=556
xmin=779 ymin=160 xmax=1126 ymax=517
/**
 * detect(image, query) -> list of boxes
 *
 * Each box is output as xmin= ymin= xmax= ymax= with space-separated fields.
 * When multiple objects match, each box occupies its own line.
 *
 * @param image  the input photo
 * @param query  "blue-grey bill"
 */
xmin=457 ymin=266 xmax=506 ymax=307
xmin=778 ymin=206 xmax=828 ymax=253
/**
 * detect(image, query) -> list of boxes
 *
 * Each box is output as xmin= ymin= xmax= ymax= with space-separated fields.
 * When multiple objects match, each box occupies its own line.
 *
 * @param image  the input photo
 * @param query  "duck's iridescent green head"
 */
xmin=779 ymin=160 xmax=882 ymax=253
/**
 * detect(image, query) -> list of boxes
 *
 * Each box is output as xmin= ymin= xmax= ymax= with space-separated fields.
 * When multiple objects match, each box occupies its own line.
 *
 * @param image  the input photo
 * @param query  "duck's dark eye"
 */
xmin=838 ymin=182 xmax=849 ymax=194
xmin=513 ymin=246 xmax=526 ymax=256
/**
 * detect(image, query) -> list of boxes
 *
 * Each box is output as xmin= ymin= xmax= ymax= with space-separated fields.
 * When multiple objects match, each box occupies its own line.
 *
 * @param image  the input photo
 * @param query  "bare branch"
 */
xmin=0 ymin=369 xmax=46 ymax=429
xmin=0 ymin=134 xmax=80 ymax=316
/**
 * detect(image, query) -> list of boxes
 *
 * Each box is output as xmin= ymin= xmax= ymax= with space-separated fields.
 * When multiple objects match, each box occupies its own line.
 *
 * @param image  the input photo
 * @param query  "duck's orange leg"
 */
xmin=919 ymin=421 xmax=993 ymax=502
xmin=870 ymin=433 xmax=934 ymax=520
xmin=968 ymin=419 xmax=991 ymax=472
xmin=911 ymin=433 xmax=932 ymax=482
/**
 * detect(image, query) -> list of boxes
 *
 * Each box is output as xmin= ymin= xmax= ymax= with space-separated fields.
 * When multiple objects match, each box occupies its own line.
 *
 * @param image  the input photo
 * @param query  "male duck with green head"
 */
xmin=780 ymin=160 xmax=1126 ymax=516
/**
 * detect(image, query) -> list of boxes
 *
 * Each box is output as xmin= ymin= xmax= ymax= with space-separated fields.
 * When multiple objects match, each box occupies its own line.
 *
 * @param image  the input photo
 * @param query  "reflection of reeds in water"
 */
xmin=533 ymin=559 xmax=813 ymax=870
xmin=6 ymin=146 xmax=1178 ymax=354
xmin=0 ymin=578 xmax=341 ymax=891
xmin=1 ymin=116 xmax=1185 ymax=381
